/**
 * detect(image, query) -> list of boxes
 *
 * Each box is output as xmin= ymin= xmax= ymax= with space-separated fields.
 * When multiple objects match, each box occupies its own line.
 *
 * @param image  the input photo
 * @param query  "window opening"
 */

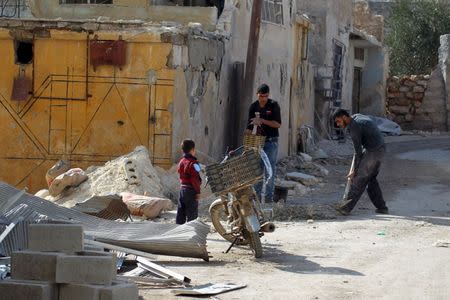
xmin=15 ymin=41 xmax=33 ymax=65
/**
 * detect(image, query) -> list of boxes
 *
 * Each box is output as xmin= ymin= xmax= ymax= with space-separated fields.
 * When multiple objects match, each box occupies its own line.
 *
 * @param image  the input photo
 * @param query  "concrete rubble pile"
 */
xmin=0 ymin=223 xmax=139 ymax=300
xmin=37 ymin=147 xmax=174 ymax=221
xmin=275 ymin=152 xmax=330 ymax=200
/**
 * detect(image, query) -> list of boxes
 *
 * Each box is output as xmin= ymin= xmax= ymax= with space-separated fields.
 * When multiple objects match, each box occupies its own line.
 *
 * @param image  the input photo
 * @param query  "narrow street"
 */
xmin=143 ymin=135 xmax=450 ymax=299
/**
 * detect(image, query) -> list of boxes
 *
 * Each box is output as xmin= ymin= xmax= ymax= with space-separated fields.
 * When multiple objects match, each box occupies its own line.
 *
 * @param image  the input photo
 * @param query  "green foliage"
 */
xmin=386 ymin=0 xmax=450 ymax=75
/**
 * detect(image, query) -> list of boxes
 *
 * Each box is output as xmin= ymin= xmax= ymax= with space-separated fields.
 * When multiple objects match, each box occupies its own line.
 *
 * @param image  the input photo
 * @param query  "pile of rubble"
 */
xmin=0 ymin=223 xmax=138 ymax=300
xmin=275 ymin=152 xmax=330 ymax=200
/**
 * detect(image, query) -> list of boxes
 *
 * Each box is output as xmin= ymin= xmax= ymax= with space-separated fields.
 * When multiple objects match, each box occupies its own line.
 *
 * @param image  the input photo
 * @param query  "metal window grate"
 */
xmin=262 ymin=0 xmax=283 ymax=25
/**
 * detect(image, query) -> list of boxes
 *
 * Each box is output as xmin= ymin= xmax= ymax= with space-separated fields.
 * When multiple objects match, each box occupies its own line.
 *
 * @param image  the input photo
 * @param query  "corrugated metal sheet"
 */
xmin=0 ymin=183 xmax=209 ymax=260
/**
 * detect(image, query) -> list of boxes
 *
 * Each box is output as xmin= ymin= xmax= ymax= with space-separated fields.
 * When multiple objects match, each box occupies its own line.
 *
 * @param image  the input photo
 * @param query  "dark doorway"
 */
xmin=352 ymin=67 xmax=362 ymax=113
xmin=15 ymin=41 xmax=33 ymax=65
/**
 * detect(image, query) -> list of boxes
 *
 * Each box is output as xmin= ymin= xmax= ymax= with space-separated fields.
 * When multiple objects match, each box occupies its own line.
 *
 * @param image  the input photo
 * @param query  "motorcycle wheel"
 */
xmin=244 ymin=229 xmax=263 ymax=258
xmin=209 ymin=199 xmax=248 ymax=245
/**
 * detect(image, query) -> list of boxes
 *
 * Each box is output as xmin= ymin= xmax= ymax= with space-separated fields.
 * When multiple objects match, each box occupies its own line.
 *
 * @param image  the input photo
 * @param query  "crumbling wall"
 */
xmin=353 ymin=1 xmax=384 ymax=42
xmin=165 ymin=29 xmax=227 ymax=162
xmin=439 ymin=34 xmax=450 ymax=131
xmin=386 ymin=72 xmax=447 ymax=131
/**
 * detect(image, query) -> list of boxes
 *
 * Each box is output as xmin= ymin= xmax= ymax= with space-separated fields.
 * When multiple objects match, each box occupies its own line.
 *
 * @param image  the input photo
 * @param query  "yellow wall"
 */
xmin=0 ymin=29 xmax=175 ymax=192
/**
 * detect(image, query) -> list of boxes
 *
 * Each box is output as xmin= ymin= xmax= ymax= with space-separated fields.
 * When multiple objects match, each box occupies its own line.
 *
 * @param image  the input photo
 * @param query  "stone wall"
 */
xmin=386 ymin=70 xmax=447 ymax=131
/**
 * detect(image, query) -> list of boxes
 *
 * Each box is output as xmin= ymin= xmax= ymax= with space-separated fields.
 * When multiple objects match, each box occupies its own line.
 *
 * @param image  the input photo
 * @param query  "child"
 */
xmin=176 ymin=139 xmax=202 ymax=224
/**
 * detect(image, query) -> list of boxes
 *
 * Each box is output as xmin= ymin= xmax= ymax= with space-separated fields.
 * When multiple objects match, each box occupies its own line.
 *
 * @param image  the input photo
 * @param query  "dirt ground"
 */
xmin=140 ymin=135 xmax=450 ymax=299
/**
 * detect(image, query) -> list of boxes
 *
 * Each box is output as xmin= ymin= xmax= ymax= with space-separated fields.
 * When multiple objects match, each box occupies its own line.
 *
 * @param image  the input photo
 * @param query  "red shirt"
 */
xmin=178 ymin=154 xmax=201 ymax=194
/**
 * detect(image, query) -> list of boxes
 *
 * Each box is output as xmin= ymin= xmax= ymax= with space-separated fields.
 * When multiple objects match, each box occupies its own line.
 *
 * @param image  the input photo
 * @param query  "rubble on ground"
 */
xmin=41 ymin=146 xmax=166 ymax=210
xmin=0 ymin=223 xmax=139 ymax=299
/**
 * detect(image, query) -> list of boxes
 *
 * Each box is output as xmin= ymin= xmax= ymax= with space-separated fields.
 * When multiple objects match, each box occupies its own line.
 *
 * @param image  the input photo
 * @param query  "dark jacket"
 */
xmin=177 ymin=154 xmax=202 ymax=194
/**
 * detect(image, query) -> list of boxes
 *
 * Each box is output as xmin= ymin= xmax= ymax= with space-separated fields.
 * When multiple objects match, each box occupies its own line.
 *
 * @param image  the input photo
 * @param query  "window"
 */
xmin=15 ymin=41 xmax=33 ymax=65
xmin=60 ymin=0 xmax=112 ymax=4
xmin=354 ymin=47 xmax=365 ymax=61
xmin=262 ymin=0 xmax=283 ymax=25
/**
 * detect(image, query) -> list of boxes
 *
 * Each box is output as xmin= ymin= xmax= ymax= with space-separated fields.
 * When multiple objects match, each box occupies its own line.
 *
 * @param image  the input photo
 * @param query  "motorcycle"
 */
xmin=205 ymin=135 xmax=276 ymax=258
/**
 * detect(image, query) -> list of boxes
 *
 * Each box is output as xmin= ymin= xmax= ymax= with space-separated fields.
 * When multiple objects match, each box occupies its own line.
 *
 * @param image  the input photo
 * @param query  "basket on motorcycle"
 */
xmin=243 ymin=134 xmax=266 ymax=149
xmin=206 ymin=149 xmax=263 ymax=195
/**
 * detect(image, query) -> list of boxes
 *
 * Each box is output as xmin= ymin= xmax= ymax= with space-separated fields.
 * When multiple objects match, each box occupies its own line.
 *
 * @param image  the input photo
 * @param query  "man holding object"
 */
xmin=333 ymin=109 xmax=389 ymax=215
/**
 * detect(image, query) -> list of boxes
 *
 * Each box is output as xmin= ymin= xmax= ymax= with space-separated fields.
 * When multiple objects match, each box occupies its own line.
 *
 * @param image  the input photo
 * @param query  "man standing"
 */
xmin=333 ymin=109 xmax=389 ymax=215
xmin=246 ymin=84 xmax=281 ymax=203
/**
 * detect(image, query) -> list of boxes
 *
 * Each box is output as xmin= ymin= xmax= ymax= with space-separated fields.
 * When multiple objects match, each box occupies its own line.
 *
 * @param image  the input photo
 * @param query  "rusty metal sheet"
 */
xmin=90 ymin=40 xmax=127 ymax=68
xmin=11 ymin=76 xmax=31 ymax=101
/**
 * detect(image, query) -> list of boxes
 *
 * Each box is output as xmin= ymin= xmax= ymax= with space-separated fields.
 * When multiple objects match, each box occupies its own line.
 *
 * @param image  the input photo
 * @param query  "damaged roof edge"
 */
xmin=350 ymin=28 xmax=383 ymax=48
xmin=28 ymin=0 xmax=218 ymax=32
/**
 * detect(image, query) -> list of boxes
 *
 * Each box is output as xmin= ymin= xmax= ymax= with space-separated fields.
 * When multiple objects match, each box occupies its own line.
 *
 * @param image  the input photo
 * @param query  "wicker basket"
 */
xmin=243 ymin=134 xmax=266 ymax=149
xmin=206 ymin=149 xmax=263 ymax=195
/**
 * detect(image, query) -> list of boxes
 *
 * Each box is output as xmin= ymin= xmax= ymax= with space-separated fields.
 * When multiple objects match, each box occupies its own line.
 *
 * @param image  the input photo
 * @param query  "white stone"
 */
xmin=286 ymin=172 xmax=319 ymax=186
xmin=298 ymin=152 xmax=313 ymax=163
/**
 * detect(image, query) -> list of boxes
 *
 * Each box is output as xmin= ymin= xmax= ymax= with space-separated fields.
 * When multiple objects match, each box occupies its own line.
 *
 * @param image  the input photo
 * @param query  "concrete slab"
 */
xmin=0 ymin=279 xmax=58 ymax=300
xmin=56 ymin=254 xmax=116 ymax=285
xmin=11 ymin=251 xmax=65 ymax=282
xmin=59 ymin=280 xmax=138 ymax=300
xmin=28 ymin=224 xmax=84 ymax=253
xmin=286 ymin=172 xmax=320 ymax=186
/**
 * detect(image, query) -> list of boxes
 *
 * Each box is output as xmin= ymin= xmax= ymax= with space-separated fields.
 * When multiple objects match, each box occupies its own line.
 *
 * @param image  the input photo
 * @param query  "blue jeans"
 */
xmin=254 ymin=137 xmax=278 ymax=202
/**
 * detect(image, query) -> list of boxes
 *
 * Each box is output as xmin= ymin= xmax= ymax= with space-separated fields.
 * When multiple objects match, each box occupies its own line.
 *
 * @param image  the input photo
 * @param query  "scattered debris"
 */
xmin=49 ymin=168 xmax=88 ymax=197
xmin=73 ymin=194 xmax=131 ymax=221
xmin=49 ymin=146 xmax=165 ymax=208
xmin=307 ymin=219 xmax=314 ymax=224
xmin=121 ymin=192 xmax=172 ymax=220
xmin=0 ymin=183 xmax=210 ymax=260
xmin=0 ymin=223 xmax=139 ymax=299
xmin=286 ymin=172 xmax=320 ymax=186
xmin=377 ymin=231 xmax=386 ymax=236
xmin=172 ymin=283 xmax=246 ymax=296
xmin=433 ymin=240 xmax=450 ymax=248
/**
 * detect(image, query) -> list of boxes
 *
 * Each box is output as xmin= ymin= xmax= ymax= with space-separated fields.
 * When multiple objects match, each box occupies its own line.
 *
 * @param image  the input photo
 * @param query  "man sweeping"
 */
xmin=333 ymin=109 xmax=389 ymax=215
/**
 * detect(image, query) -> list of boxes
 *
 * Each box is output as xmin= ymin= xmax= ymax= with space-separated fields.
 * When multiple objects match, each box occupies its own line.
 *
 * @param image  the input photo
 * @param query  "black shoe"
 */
xmin=335 ymin=204 xmax=351 ymax=216
xmin=375 ymin=207 xmax=389 ymax=214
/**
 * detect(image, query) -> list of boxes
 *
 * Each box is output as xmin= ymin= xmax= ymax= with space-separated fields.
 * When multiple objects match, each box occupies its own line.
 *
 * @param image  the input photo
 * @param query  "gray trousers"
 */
xmin=341 ymin=147 xmax=387 ymax=212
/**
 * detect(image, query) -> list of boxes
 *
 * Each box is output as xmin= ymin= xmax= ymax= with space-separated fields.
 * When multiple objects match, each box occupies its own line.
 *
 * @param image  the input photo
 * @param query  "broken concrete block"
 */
xmin=298 ymin=152 xmax=312 ymax=163
xmin=28 ymin=224 xmax=84 ymax=253
xmin=295 ymin=183 xmax=308 ymax=196
xmin=59 ymin=280 xmax=138 ymax=300
xmin=275 ymin=179 xmax=298 ymax=189
xmin=0 ymin=279 xmax=58 ymax=300
xmin=12 ymin=251 xmax=65 ymax=282
xmin=286 ymin=172 xmax=319 ymax=186
xmin=56 ymin=254 xmax=116 ymax=285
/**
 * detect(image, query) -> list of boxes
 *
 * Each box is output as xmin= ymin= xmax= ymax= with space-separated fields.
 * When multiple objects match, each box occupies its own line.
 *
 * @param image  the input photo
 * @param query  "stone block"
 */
xmin=417 ymin=80 xmax=428 ymax=87
xmin=28 ymin=224 xmax=84 ymax=253
xmin=56 ymin=254 xmax=116 ymax=285
xmin=399 ymin=86 xmax=410 ymax=92
xmin=0 ymin=279 xmax=58 ymax=300
xmin=403 ymin=79 xmax=416 ymax=87
xmin=286 ymin=172 xmax=319 ymax=186
xmin=275 ymin=180 xmax=297 ymax=190
xmin=414 ymin=92 xmax=425 ymax=100
xmin=11 ymin=251 xmax=64 ymax=282
xmin=413 ymin=86 xmax=425 ymax=93
xmin=389 ymin=105 xmax=410 ymax=115
xmin=59 ymin=280 xmax=138 ymax=300
xmin=393 ymin=97 xmax=410 ymax=106
xmin=405 ymin=114 xmax=414 ymax=122
xmin=405 ymin=92 xmax=414 ymax=99
xmin=414 ymin=101 xmax=422 ymax=108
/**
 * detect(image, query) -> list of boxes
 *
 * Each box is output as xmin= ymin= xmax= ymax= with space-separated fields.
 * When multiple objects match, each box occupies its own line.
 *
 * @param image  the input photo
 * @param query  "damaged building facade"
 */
xmin=0 ymin=0 xmax=386 ymax=192
xmin=0 ymin=0 xmax=314 ymax=192
xmin=300 ymin=0 xmax=387 ymax=136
